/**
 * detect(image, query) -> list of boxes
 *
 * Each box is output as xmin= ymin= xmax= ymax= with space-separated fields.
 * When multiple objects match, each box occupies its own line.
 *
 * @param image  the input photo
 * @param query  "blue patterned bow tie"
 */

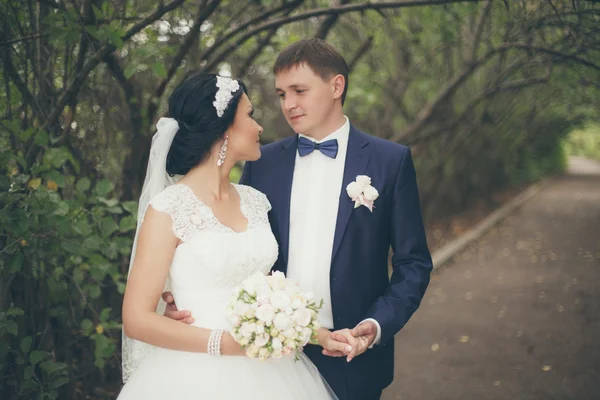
xmin=297 ymin=137 xmax=338 ymax=159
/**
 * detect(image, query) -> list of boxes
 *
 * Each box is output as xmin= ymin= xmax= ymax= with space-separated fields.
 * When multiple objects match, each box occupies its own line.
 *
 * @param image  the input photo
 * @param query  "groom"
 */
xmin=165 ymin=39 xmax=432 ymax=399
xmin=240 ymin=39 xmax=432 ymax=400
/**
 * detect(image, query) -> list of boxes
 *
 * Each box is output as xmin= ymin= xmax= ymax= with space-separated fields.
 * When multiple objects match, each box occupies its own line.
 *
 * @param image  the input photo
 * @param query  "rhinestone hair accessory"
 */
xmin=213 ymin=76 xmax=240 ymax=118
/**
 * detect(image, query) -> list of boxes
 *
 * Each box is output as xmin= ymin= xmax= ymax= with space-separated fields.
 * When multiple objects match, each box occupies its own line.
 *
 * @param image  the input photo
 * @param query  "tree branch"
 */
xmin=348 ymin=36 xmax=374 ymax=72
xmin=1 ymin=25 xmax=45 ymax=119
xmin=411 ymin=71 xmax=552 ymax=146
xmin=471 ymin=0 xmax=492 ymax=61
xmin=201 ymin=0 xmax=480 ymax=72
xmin=199 ymin=0 xmax=304 ymax=66
xmin=40 ymin=0 xmax=187 ymax=130
xmin=391 ymin=41 xmax=600 ymax=142
xmin=314 ymin=0 xmax=351 ymax=40
xmin=150 ymin=0 xmax=221 ymax=119
xmin=237 ymin=28 xmax=279 ymax=78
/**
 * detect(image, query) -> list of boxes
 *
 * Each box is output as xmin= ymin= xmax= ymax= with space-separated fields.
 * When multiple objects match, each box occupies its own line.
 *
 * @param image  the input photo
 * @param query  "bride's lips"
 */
xmin=290 ymin=115 xmax=304 ymax=122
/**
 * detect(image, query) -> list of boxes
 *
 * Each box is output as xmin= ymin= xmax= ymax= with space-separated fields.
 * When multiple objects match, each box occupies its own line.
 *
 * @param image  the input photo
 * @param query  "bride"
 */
xmin=118 ymin=73 xmax=343 ymax=399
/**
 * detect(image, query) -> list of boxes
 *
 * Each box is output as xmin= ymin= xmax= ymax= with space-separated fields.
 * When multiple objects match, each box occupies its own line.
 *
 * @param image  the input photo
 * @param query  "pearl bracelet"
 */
xmin=207 ymin=329 xmax=224 ymax=356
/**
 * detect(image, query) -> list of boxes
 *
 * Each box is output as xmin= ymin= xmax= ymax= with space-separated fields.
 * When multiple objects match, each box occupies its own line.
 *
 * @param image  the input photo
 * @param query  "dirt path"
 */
xmin=383 ymin=157 xmax=600 ymax=400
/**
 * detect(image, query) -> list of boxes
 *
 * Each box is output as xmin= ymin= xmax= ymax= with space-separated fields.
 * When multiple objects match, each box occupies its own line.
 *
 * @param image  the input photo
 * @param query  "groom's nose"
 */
xmin=283 ymin=96 xmax=297 ymax=111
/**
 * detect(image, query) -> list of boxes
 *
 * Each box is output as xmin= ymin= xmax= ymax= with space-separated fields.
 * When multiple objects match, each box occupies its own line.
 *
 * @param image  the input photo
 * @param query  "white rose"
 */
xmin=278 ymin=334 xmax=287 ymax=343
xmin=290 ymin=297 xmax=307 ymax=310
xmin=283 ymin=328 xmax=298 ymax=339
xmin=284 ymin=282 xmax=301 ymax=296
xmin=255 ymin=304 xmax=276 ymax=323
xmin=242 ymin=278 xmax=257 ymax=295
xmin=268 ymin=271 xmax=287 ymax=291
xmin=355 ymin=175 xmax=372 ymax=187
xmin=363 ymin=185 xmax=379 ymax=201
xmin=273 ymin=313 xmax=293 ymax=331
xmin=258 ymin=348 xmax=270 ymax=360
xmin=239 ymin=322 xmax=257 ymax=338
xmin=233 ymin=302 xmax=250 ymax=316
xmin=284 ymin=339 xmax=297 ymax=349
xmin=244 ymin=307 xmax=256 ymax=319
xmin=272 ymin=350 xmax=283 ymax=359
xmin=254 ymin=333 xmax=270 ymax=347
xmin=299 ymin=327 xmax=312 ymax=346
xmin=272 ymin=337 xmax=283 ymax=351
xmin=346 ymin=181 xmax=363 ymax=199
xmin=228 ymin=314 xmax=241 ymax=327
xmin=255 ymin=282 xmax=273 ymax=298
xmin=292 ymin=308 xmax=312 ymax=327
xmin=285 ymin=307 xmax=293 ymax=315
xmin=269 ymin=327 xmax=280 ymax=337
xmin=255 ymin=325 xmax=265 ymax=335
xmin=271 ymin=290 xmax=292 ymax=311
xmin=246 ymin=345 xmax=260 ymax=358
xmin=240 ymin=337 xmax=250 ymax=346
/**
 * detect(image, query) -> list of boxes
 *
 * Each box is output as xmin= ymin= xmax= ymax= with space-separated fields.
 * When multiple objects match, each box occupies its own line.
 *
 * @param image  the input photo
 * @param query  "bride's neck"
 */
xmin=179 ymin=157 xmax=233 ymax=201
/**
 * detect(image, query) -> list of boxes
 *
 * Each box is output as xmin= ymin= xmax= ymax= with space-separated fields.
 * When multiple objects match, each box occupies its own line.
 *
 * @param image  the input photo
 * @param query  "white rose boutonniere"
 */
xmin=346 ymin=175 xmax=379 ymax=212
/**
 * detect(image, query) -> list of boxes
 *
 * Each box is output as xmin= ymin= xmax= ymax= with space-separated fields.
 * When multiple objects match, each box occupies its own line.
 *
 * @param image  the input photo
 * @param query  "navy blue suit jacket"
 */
xmin=240 ymin=125 xmax=432 ymax=399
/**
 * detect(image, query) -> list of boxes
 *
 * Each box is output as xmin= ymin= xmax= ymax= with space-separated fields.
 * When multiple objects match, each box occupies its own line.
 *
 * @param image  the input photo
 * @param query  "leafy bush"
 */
xmin=0 ymin=128 xmax=131 ymax=399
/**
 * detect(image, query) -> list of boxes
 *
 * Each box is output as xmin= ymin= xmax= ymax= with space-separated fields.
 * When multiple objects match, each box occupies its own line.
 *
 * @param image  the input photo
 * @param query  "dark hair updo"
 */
xmin=166 ymin=73 xmax=247 ymax=176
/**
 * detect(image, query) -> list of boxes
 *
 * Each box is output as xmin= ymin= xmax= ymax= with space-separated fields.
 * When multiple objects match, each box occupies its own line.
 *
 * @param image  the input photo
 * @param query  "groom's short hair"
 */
xmin=273 ymin=38 xmax=349 ymax=105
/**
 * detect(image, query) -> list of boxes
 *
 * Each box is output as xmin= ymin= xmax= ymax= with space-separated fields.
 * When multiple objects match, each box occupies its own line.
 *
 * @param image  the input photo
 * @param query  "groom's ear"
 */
xmin=331 ymin=74 xmax=345 ymax=101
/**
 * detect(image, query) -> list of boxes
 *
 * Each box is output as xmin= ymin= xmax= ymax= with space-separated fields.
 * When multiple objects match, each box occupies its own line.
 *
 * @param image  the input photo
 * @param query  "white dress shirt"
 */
xmin=287 ymin=117 xmax=381 ymax=345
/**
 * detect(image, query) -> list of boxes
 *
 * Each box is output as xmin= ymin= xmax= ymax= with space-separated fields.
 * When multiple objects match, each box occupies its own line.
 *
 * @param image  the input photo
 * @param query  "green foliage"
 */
xmin=564 ymin=123 xmax=600 ymax=161
xmin=0 ymin=128 xmax=129 ymax=398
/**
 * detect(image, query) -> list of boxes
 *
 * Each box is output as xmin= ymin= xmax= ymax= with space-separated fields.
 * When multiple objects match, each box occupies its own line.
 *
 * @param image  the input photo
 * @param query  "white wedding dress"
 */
xmin=118 ymin=183 xmax=336 ymax=399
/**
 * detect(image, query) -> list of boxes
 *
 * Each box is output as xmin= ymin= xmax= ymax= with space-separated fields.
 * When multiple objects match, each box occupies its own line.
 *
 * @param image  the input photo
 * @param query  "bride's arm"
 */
xmin=122 ymin=206 xmax=244 ymax=356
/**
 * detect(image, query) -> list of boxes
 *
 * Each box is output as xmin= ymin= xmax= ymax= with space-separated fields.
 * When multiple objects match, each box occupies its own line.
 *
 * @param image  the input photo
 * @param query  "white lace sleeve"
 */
xmin=148 ymin=185 xmax=198 ymax=241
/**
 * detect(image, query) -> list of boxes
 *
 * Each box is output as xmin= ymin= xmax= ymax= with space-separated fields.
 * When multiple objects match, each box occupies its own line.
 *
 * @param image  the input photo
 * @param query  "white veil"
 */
xmin=121 ymin=117 xmax=181 ymax=383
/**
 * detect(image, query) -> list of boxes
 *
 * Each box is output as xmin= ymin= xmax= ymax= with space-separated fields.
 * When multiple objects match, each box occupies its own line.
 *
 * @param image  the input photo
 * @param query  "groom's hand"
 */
xmin=318 ymin=328 xmax=353 ymax=358
xmin=162 ymin=292 xmax=194 ymax=324
xmin=331 ymin=321 xmax=377 ymax=362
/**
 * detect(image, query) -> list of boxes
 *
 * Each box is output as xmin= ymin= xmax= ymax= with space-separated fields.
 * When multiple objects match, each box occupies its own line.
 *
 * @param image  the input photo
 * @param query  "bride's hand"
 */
xmin=221 ymin=332 xmax=247 ymax=356
xmin=317 ymin=328 xmax=352 ymax=358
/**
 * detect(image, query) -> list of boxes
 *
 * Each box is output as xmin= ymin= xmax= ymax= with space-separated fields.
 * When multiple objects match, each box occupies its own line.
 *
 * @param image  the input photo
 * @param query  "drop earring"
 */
xmin=217 ymin=136 xmax=228 ymax=166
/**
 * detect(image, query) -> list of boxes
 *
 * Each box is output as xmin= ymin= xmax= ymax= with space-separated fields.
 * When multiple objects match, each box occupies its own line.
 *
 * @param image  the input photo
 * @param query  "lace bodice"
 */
xmin=122 ymin=183 xmax=280 ymax=383
xmin=149 ymin=183 xmax=278 ymax=295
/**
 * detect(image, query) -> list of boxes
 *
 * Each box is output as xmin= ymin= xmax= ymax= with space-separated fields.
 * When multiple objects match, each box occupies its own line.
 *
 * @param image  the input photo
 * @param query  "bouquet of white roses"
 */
xmin=226 ymin=271 xmax=323 ymax=361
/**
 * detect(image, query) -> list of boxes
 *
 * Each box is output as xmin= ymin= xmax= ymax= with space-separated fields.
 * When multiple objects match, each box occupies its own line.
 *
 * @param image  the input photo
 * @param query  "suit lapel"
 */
xmin=271 ymin=136 xmax=297 ymax=268
xmin=331 ymin=126 xmax=370 ymax=263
